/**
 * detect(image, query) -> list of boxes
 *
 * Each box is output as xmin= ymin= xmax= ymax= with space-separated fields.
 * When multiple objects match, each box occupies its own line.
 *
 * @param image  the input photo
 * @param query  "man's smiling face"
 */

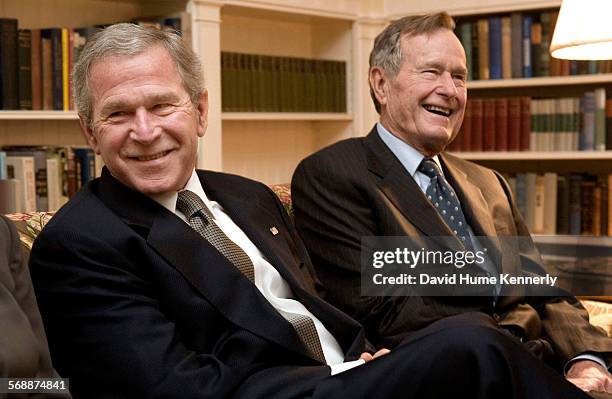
xmin=82 ymin=45 xmax=208 ymax=195
xmin=377 ymin=29 xmax=467 ymax=156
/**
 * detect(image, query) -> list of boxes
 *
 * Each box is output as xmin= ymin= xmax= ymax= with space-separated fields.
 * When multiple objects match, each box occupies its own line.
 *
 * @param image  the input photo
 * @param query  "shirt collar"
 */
xmin=148 ymin=170 xmax=216 ymax=219
xmin=376 ymin=122 xmax=443 ymax=176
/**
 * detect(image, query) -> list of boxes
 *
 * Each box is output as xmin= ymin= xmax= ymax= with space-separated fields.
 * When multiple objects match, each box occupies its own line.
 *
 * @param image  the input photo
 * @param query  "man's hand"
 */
xmin=566 ymin=360 xmax=612 ymax=394
xmin=359 ymin=348 xmax=390 ymax=363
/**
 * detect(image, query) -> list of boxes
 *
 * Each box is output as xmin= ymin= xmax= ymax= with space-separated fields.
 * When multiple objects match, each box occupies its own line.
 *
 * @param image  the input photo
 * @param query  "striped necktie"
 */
xmin=176 ymin=190 xmax=327 ymax=363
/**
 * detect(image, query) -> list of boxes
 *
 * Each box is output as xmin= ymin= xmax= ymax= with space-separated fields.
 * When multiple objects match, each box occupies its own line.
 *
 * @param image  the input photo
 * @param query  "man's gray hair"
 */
xmin=369 ymin=12 xmax=456 ymax=114
xmin=73 ymin=23 xmax=205 ymax=129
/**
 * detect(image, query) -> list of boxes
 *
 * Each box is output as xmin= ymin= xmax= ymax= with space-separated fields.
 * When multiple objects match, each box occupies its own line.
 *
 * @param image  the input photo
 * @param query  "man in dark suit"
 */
xmin=292 ymin=12 xmax=612 ymax=396
xmin=29 ymin=22 xmax=592 ymax=398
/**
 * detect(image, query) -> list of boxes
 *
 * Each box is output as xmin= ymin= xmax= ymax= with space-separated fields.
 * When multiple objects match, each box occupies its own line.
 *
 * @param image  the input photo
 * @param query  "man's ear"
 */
xmin=369 ymin=67 xmax=388 ymax=107
xmin=196 ymin=90 xmax=208 ymax=138
xmin=79 ymin=117 xmax=100 ymax=155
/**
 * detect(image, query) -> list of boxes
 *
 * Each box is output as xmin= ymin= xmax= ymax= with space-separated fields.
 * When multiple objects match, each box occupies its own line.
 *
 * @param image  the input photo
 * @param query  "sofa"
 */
xmin=4 ymin=183 xmax=612 ymax=338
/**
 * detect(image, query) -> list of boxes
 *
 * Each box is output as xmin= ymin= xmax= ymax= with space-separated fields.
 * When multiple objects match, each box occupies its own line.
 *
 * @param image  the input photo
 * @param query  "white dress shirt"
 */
xmin=150 ymin=171 xmax=365 ymax=375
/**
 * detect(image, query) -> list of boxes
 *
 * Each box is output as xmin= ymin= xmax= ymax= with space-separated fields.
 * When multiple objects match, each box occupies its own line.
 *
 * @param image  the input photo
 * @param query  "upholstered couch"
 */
xmin=5 ymin=183 xmax=612 ymax=337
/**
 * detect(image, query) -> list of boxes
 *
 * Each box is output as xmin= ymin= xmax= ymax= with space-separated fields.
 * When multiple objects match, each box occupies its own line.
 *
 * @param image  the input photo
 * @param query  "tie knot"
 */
xmin=418 ymin=158 xmax=443 ymax=179
xmin=176 ymin=190 xmax=206 ymax=219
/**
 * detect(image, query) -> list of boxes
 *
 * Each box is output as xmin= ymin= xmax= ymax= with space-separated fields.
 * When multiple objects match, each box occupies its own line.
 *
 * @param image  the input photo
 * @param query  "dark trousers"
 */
xmin=313 ymin=312 xmax=589 ymax=399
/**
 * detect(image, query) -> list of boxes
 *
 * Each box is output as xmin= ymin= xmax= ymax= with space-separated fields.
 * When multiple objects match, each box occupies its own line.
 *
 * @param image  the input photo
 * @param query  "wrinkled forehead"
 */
xmin=399 ymin=29 xmax=466 ymax=63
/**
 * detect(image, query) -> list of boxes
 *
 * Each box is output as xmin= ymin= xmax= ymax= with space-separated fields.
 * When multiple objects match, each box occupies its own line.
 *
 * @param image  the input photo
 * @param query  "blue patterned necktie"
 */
xmin=176 ymin=190 xmax=326 ymax=363
xmin=418 ymin=158 xmax=473 ymax=251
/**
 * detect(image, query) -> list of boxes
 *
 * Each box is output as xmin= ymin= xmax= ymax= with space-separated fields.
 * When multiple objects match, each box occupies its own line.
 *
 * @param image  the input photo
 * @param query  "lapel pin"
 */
xmin=270 ymin=226 xmax=279 ymax=235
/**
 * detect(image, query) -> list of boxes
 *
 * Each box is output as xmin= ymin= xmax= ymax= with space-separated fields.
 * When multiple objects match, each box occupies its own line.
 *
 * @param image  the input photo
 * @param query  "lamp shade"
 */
xmin=550 ymin=0 xmax=612 ymax=60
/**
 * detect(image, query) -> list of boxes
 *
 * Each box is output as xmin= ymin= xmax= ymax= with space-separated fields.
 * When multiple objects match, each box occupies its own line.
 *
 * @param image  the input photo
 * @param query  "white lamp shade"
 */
xmin=550 ymin=0 xmax=612 ymax=60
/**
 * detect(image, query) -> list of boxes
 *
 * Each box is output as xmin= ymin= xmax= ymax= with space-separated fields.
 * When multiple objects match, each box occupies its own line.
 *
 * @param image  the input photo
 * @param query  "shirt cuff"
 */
xmin=564 ymin=353 xmax=608 ymax=375
xmin=329 ymin=359 xmax=366 ymax=376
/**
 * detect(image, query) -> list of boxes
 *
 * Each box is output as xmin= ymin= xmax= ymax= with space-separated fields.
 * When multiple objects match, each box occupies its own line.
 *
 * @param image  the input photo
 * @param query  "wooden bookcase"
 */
xmin=219 ymin=5 xmax=356 ymax=183
xmin=0 ymin=0 xmax=383 ymax=185
xmin=385 ymin=0 xmax=612 ymax=242
xmin=6 ymin=0 xmax=610 ymax=187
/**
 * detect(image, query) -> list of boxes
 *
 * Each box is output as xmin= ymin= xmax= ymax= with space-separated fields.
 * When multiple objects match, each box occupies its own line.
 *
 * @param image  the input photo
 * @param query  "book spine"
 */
xmin=568 ymin=175 xmax=582 ymax=235
xmin=495 ymin=97 xmax=508 ymax=151
xmin=608 ymin=174 xmax=612 ymax=236
xmin=501 ymin=16 xmax=512 ymax=80
xmin=483 ymin=98 xmax=496 ymax=151
xmin=539 ymin=12 xmax=551 ymax=77
xmin=477 ymin=19 xmax=489 ymax=80
xmin=6 ymin=156 xmax=36 ymax=212
xmin=0 ymin=18 xmax=19 ymax=109
xmin=520 ymin=97 xmax=531 ymax=151
xmin=470 ymin=22 xmax=480 ymax=81
xmin=510 ymin=13 xmax=523 ymax=78
xmin=556 ymin=175 xmax=569 ymax=234
xmin=606 ymin=99 xmax=612 ymax=150
xmin=507 ymin=97 xmax=521 ymax=151
xmin=471 ymin=98 xmax=483 ymax=151
xmin=533 ymin=174 xmax=545 ymax=234
xmin=594 ymin=88 xmax=606 ymax=151
xmin=458 ymin=23 xmax=473 ymax=81
xmin=580 ymin=92 xmax=596 ymax=151
xmin=522 ymin=15 xmax=532 ymax=78
xmin=41 ymin=37 xmax=53 ymax=110
xmin=593 ymin=184 xmax=602 ymax=236
xmin=0 ymin=151 xmax=6 ymax=179
xmin=543 ymin=172 xmax=558 ymax=234
xmin=61 ymin=28 xmax=69 ymax=111
xmin=488 ymin=17 xmax=502 ymax=80
xmin=30 ymin=29 xmax=42 ymax=110
xmin=530 ymin=21 xmax=541 ymax=77
xmin=580 ymin=179 xmax=595 ymax=235
xmin=50 ymin=29 xmax=63 ymax=110
xmin=18 ymin=29 xmax=32 ymax=110
xmin=460 ymin=99 xmax=472 ymax=151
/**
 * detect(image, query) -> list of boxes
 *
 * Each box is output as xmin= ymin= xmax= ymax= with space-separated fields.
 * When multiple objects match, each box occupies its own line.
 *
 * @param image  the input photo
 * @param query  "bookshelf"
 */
xmin=6 ymin=0 xmax=610 ymax=204
xmin=0 ymin=0 xmax=378 ymax=186
xmin=0 ymin=0 xmax=192 ymax=150
xmin=217 ymin=5 xmax=367 ymax=183
xmin=384 ymin=0 xmax=612 ymax=241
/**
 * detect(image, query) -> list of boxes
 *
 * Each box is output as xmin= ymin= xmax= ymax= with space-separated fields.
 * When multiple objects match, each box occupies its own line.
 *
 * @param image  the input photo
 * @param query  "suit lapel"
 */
xmin=364 ymin=130 xmax=464 ymax=251
xmin=200 ymin=172 xmax=310 ymax=293
xmin=440 ymin=154 xmax=504 ymax=271
xmin=95 ymin=170 xmax=315 ymax=362
xmin=439 ymin=154 xmax=497 ymax=238
xmin=200 ymin=172 xmax=365 ymax=357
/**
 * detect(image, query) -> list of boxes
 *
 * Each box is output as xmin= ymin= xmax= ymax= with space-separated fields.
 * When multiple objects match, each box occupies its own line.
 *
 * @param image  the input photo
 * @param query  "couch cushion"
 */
xmin=5 ymin=212 xmax=55 ymax=251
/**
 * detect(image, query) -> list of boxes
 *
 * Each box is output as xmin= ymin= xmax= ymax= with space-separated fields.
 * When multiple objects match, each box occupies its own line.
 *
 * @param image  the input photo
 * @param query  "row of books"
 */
xmin=221 ymin=52 xmax=347 ymax=113
xmin=455 ymin=10 xmax=612 ymax=81
xmin=0 ymin=14 xmax=190 ymax=111
xmin=449 ymin=91 xmax=612 ymax=152
xmin=0 ymin=146 xmax=102 ymax=214
xmin=506 ymin=173 xmax=612 ymax=236
xmin=529 ymin=90 xmax=611 ymax=152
